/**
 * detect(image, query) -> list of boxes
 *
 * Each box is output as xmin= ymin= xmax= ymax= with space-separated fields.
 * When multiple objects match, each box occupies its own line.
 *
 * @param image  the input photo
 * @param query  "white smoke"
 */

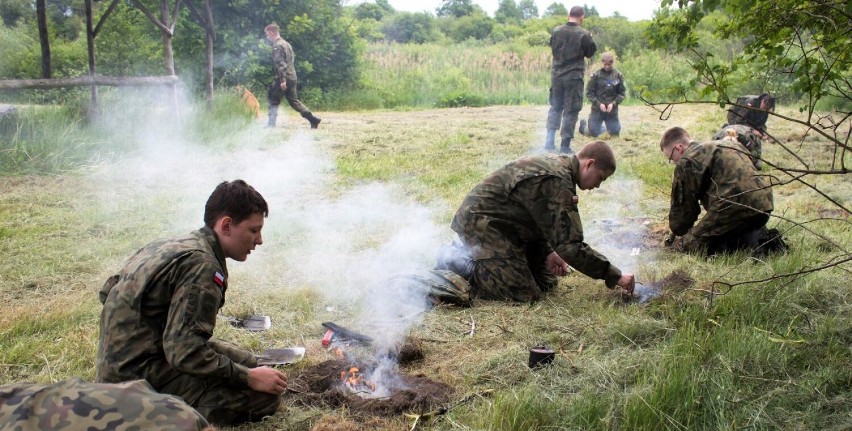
xmin=87 ymin=88 xmax=444 ymax=393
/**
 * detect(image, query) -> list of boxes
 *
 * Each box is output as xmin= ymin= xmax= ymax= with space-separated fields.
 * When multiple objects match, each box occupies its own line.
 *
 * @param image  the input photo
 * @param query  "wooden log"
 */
xmin=0 ymin=75 xmax=180 ymax=90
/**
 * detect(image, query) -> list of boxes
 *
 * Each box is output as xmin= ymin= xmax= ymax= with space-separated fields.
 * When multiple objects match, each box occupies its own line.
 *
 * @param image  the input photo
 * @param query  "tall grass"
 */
xmin=0 ymin=87 xmax=258 ymax=175
xmin=324 ymin=42 xmax=699 ymax=110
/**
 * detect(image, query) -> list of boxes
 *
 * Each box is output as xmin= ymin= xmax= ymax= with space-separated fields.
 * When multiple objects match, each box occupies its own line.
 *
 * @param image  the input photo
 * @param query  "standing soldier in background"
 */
xmin=265 ymin=23 xmax=321 ymax=129
xmin=97 ymin=180 xmax=286 ymax=426
xmin=579 ymin=52 xmax=626 ymax=138
xmin=544 ymin=6 xmax=597 ymax=154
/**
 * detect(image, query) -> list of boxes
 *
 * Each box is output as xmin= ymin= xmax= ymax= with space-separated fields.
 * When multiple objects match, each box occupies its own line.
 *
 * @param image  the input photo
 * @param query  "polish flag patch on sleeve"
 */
xmin=213 ymin=271 xmax=225 ymax=287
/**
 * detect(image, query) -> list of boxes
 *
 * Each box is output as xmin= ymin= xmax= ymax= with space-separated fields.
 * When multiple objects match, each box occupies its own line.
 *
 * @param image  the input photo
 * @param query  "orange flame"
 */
xmin=340 ymin=366 xmax=376 ymax=393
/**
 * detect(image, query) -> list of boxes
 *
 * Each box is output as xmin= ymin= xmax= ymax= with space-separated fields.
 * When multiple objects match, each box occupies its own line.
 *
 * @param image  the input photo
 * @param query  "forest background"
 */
xmin=0 ymin=1 xmax=849 ymax=430
xmin=0 ymin=0 xmax=846 ymax=113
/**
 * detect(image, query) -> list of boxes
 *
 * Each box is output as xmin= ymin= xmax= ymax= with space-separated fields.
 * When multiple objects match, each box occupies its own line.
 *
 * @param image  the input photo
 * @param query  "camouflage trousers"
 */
xmin=268 ymin=78 xmax=310 ymax=115
xmin=546 ymin=76 xmax=584 ymax=140
xmin=469 ymin=242 xmax=558 ymax=303
xmin=683 ymin=213 xmax=770 ymax=255
xmin=0 ymin=378 xmax=210 ymax=430
xmin=154 ymin=338 xmax=280 ymax=426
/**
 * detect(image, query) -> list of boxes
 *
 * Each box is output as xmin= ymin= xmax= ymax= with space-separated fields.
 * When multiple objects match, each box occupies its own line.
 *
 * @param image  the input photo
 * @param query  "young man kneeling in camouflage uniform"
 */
xmin=661 ymin=127 xmax=778 ymax=255
xmin=96 ymin=180 xmax=286 ymax=426
xmin=440 ymin=141 xmax=635 ymax=302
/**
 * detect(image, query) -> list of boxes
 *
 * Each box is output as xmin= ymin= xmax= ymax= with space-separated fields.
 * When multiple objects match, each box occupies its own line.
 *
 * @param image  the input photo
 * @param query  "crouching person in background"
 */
xmin=0 ymin=379 xmax=215 ymax=430
xmin=96 ymin=180 xmax=286 ymax=426
xmin=660 ymin=127 xmax=785 ymax=256
xmin=437 ymin=141 xmax=635 ymax=303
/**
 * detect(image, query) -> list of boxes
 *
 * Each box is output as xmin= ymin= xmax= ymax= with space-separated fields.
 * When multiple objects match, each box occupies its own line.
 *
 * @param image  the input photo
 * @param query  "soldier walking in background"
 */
xmin=660 ymin=127 xmax=782 ymax=255
xmin=264 ymin=23 xmax=321 ymax=129
xmin=579 ymin=52 xmax=626 ymax=138
xmin=96 ymin=180 xmax=285 ymax=426
xmin=438 ymin=141 xmax=635 ymax=303
xmin=544 ymin=6 xmax=597 ymax=154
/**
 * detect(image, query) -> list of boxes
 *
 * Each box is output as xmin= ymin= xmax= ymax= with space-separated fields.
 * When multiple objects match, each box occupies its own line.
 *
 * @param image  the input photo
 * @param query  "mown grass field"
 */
xmin=0 ymin=96 xmax=849 ymax=430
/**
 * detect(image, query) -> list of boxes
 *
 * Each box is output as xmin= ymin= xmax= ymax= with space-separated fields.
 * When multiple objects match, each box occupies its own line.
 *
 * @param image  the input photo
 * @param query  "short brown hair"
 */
xmin=577 ymin=140 xmax=616 ymax=174
xmin=660 ymin=127 xmax=691 ymax=151
xmin=264 ymin=23 xmax=279 ymax=33
xmin=204 ymin=180 xmax=268 ymax=228
xmin=569 ymin=6 xmax=585 ymax=18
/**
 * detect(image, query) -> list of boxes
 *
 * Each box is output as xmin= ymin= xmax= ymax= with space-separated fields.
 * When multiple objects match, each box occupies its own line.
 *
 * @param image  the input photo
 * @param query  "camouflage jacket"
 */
xmin=97 ymin=227 xmax=251 ymax=389
xmin=669 ymin=141 xmax=774 ymax=237
xmin=586 ymin=67 xmax=625 ymax=111
xmin=452 ymin=154 xmax=622 ymax=288
xmin=272 ymin=37 xmax=297 ymax=82
xmin=0 ymin=378 xmax=209 ymax=430
xmin=549 ymin=22 xmax=597 ymax=80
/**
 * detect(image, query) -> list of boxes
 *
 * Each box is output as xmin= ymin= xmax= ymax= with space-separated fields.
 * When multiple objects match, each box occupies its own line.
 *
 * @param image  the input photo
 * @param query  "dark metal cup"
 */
xmin=528 ymin=345 xmax=555 ymax=368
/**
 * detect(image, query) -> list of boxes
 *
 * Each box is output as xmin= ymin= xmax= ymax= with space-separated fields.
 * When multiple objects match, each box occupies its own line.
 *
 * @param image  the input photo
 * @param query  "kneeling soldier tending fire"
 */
xmin=436 ymin=141 xmax=635 ymax=302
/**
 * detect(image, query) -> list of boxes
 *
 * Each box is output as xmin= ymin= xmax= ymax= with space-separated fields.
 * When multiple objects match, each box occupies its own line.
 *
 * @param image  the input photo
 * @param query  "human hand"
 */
xmin=607 ymin=103 xmax=615 ymax=112
xmin=599 ymin=103 xmax=607 ymax=112
xmin=280 ymin=81 xmax=287 ymax=91
xmin=546 ymin=251 xmax=570 ymax=276
xmin=248 ymin=366 xmax=287 ymax=394
xmin=617 ymin=273 xmax=635 ymax=294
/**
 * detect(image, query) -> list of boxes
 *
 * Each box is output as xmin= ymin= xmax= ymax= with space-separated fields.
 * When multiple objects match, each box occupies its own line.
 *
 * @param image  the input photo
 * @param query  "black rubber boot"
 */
xmin=302 ymin=111 xmax=322 ymax=129
xmin=578 ymin=119 xmax=587 ymax=136
xmin=544 ymin=129 xmax=556 ymax=151
xmin=266 ymin=104 xmax=278 ymax=128
xmin=560 ymin=137 xmax=573 ymax=154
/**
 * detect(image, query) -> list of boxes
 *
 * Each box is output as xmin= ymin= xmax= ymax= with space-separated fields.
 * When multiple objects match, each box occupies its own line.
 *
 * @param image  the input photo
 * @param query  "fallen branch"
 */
xmin=405 ymin=389 xmax=494 ymax=430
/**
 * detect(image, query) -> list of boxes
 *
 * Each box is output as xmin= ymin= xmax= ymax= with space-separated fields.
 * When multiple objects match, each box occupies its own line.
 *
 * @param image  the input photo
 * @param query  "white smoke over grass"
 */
xmin=581 ymin=177 xmax=662 ymax=295
xmin=86 ymin=89 xmax=445 ymax=387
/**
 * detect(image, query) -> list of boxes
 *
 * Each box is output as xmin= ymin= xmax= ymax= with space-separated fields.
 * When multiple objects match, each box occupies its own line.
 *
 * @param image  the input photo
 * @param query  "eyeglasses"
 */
xmin=667 ymin=145 xmax=677 ymax=164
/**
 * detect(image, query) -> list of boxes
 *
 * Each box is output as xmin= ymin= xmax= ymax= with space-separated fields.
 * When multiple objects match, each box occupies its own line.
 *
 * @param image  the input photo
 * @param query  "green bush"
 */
xmin=438 ymin=91 xmax=485 ymax=107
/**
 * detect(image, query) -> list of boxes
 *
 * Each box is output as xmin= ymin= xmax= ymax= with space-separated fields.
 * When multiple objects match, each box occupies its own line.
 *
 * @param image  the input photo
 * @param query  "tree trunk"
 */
xmin=204 ymin=0 xmax=214 ymax=104
xmin=85 ymin=0 xmax=98 ymax=111
xmin=36 ymin=0 xmax=51 ymax=79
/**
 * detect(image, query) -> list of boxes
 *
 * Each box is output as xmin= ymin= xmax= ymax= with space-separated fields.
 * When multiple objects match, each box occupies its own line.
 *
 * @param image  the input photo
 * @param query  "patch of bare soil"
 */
xmin=657 ymin=269 xmax=696 ymax=291
xmin=623 ymin=269 xmax=696 ymax=304
xmin=286 ymin=359 xmax=453 ymax=417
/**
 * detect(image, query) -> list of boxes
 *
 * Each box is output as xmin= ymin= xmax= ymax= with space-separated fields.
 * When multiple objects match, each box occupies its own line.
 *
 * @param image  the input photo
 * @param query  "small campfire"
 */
xmin=285 ymin=341 xmax=452 ymax=417
xmin=340 ymin=366 xmax=377 ymax=395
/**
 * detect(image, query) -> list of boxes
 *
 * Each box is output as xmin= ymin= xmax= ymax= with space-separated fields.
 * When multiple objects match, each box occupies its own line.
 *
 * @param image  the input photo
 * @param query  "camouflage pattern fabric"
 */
xmin=451 ymin=154 xmax=622 ymax=302
xmin=0 ymin=378 xmax=209 ymax=430
xmin=668 ymin=141 xmax=774 ymax=254
xmin=586 ymin=67 xmax=625 ymax=112
xmin=97 ymin=226 xmax=279 ymax=425
xmin=271 ymin=37 xmax=297 ymax=83
xmin=547 ymin=77 xmax=585 ymax=139
xmin=267 ymin=37 xmax=310 ymax=115
xmin=546 ymin=22 xmax=596 ymax=138
xmin=549 ymin=22 xmax=597 ymax=80
xmin=713 ymin=124 xmax=763 ymax=169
